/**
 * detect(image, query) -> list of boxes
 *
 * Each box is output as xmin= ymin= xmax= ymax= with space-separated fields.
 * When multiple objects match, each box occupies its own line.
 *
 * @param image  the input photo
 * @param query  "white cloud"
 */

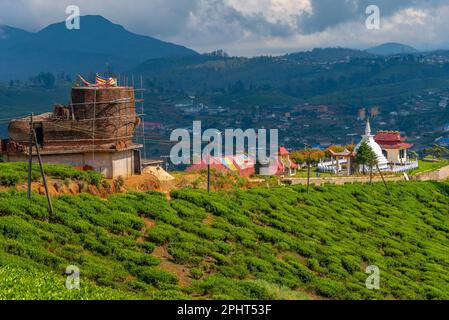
xmin=0 ymin=0 xmax=448 ymax=56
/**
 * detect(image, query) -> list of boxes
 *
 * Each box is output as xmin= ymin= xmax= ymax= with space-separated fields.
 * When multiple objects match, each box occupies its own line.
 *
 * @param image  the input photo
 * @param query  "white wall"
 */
xmin=84 ymin=152 xmax=113 ymax=178
xmin=112 ymin=150 xmax=134 ymax=178
xmin=384 ymin=148 xmax=407 ymax=164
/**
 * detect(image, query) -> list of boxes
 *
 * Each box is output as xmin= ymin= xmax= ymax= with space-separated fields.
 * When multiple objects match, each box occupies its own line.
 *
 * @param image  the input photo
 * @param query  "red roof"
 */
xmin=278 ymin=146 xmax=290 ymax=156
xmin=374 ymin=131 xmax=413 ymax=149
xmin=375 ymin=131 xmax=404 ymax=142
xmin=328 ymin=150 xmax=354 ymax=157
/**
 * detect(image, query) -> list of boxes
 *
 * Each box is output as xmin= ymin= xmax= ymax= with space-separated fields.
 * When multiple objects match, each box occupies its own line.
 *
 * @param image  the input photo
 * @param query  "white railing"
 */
xmin=391 ymin=161 xmax=419 ymax=173
xmin=317 ymin=159 xmax=348 ymax=173
xmin=317 ymin=160 xmax=419 ymax=174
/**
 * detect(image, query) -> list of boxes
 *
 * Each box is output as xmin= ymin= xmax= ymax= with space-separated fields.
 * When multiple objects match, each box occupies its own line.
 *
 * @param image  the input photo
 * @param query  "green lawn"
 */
xmin=409 ymin=160 xmax=449 ymax=176
xmin=293 ymin=167 xmax=334 ymax=178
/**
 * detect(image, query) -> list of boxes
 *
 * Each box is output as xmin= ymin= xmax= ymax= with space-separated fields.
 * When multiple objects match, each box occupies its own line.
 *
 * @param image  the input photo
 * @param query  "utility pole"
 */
xmin=27 ymin=113 xmax=54 ymax=217
xmin=304 ymin=143 xmax=311 ymax=194
xmin=376 ymin=163 xmax=391 ymax=195
xmin=33 ymin=128 xmax=54 ymax=216
xmin=205 ymin=134 xmax=219 ymax=193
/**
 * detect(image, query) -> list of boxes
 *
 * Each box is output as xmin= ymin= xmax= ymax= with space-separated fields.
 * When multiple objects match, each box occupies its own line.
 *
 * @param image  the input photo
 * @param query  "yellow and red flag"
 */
xmin=95 ymin=74 xmax=117 ymax=87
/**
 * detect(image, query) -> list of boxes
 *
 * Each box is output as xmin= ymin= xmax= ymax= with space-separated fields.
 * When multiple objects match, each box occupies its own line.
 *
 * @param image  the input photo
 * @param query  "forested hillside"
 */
xmin=133 ymin=49 xmax=449 ymax=106
xmin=1 ymin=180 xmax=449 ymax=300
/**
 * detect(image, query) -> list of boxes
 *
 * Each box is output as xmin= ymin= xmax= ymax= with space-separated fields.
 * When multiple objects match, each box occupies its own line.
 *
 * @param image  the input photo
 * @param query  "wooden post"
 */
xmin=376 ymin=163 xmax=391 ymax=195
xmin=27 ymin=113 xmax=34 ymax=201
xmin=207 ymin=161 xmax=211 ymax=193
xmin=307 ymin=154 xmax=311 ymax=194
xmin=32 ymin=127 xmax=55 ymax=217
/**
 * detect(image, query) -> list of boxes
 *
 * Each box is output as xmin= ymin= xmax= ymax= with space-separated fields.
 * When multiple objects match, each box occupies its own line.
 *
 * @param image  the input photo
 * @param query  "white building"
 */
xmin=355 ymin=119 xmax=389 ymax=171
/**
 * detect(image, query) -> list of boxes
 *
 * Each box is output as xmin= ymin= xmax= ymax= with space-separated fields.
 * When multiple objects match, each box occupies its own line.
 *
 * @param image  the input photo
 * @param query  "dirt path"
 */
xmin=152 ymin=245 xmax=192 ymax=287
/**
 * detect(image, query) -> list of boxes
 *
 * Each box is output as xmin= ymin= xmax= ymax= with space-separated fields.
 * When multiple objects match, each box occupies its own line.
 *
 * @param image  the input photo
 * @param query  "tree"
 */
xmin=355 ymin=141 xmax=376 ymax=175
xmin=424 ymin=145 xmax=449 ymax=159
xmin=366 ymin=148 xmax=378 ymax=184
xmin=290 ymin=151 xmax=306 ymax=165
xmin=409 ymin=151 xmax=419 ymax=161
xmin=326 ymin=145 xmax=345 ymax=157
xmin=291 ymin=148 xmax=325 ymax=166
xmin=345 ymin=144 xmax=355 ymax=152
xmin=36 ymin=72 xmax=55 ymax=88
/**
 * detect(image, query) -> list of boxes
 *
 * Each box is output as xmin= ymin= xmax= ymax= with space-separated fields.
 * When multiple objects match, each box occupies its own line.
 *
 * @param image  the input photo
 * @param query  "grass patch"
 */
xmin=409 ymin=160 xmax=449 ymax=176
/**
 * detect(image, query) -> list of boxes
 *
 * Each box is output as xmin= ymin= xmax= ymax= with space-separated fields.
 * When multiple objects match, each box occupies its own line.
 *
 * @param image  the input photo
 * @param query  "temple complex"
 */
xmin=318 ymin=119 xmax=417 ymax=174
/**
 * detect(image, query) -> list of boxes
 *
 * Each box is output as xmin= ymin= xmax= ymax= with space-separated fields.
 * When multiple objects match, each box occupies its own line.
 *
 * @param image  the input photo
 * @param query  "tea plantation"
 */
xmin=0 ymin=162 xmax=102 ymax=186
xmin=0 ymin=180 xmax=448 ymax=300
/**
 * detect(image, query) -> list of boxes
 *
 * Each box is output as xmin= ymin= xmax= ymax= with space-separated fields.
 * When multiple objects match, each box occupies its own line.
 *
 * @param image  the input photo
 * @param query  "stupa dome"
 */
xmin=355 ymin=119 xmax=389 ymax=169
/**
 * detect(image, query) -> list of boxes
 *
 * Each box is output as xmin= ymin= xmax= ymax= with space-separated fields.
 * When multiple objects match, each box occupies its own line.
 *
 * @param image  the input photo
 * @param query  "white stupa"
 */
xmin=355 ymin=119 xmax=389 ymax=170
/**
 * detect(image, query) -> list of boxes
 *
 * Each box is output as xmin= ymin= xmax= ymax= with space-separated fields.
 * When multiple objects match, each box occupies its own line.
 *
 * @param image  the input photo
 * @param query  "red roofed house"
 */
xmin=257 ymin=146 xmax=298 ymax=176
xmin=277 ymin=146 xmax=298 ymax=176
xmin=374 ymin=131 xmax=413 ymax=165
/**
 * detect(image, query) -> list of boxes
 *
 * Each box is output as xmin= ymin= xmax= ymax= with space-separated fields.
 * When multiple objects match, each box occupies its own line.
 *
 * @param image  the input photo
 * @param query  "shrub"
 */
xmin=135 ymin=267 xmax=178 ymax=287
xmin=190 ymin=268 xmax=203 ymax=280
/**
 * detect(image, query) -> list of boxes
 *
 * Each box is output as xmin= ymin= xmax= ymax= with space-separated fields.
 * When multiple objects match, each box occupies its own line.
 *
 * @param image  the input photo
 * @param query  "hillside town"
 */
xmin=3 ymin=78 xmax=449 ymax=190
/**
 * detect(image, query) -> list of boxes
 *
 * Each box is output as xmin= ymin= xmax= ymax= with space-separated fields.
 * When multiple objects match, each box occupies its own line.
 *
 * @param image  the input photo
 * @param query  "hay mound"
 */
xmin=143 ymin=166 xmax=175 ymax=181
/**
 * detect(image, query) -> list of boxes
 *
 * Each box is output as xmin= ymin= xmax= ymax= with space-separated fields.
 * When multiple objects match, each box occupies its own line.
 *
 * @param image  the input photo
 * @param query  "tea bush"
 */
xmin=0 ymin=162 xmax=103 ymax=186
xmin=1 ymin=180 xmax=449 ymax=300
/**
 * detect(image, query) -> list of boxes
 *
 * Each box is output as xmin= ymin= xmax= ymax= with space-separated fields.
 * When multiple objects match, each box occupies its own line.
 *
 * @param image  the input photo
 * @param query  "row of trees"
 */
xmin=290 ymin=145 xmax=355 ymax=166
xmin=8 ymin=72 xmax=72 ymax=89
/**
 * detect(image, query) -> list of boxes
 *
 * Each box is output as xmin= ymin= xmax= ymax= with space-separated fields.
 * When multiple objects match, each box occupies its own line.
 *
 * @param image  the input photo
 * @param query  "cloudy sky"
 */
xmin=0 ymin=0 xmax=448 ymax=56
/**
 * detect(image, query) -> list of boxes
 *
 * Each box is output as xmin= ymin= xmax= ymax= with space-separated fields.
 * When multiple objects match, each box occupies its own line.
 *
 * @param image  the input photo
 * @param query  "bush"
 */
xmin=2 ymin=180 xmax=449 ymax=300
xmin=190 ymin=268 xmax=203 ymax=280
xmin=135 ymin=267 xmax=178 ymax=287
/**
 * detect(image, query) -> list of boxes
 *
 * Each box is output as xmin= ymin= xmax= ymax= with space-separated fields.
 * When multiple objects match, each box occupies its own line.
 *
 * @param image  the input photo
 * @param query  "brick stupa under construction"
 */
xmin=0 ymin=85 xmax=143 ymax=178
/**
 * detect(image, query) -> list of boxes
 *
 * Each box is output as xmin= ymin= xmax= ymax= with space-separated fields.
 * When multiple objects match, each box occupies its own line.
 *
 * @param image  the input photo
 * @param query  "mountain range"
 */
xmin=0 ymin=15 xmax=198 ymax=80
xmin=0 ymin=14 xmax=437 ymax=82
